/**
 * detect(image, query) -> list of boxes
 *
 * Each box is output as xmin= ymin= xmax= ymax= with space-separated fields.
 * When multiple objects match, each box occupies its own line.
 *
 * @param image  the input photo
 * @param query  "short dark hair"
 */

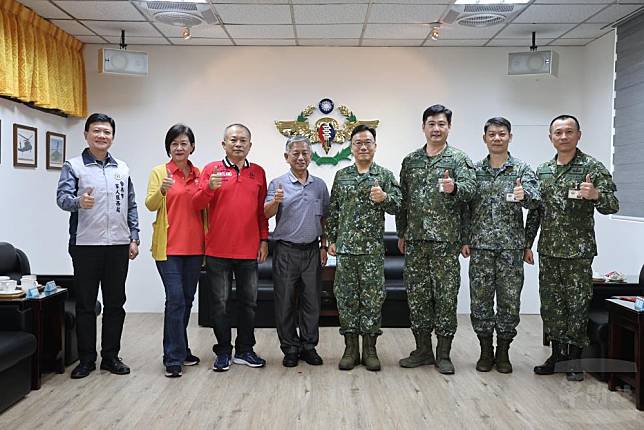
xmin=165 ymin=124 xmax=195 ymax=157
xmin=85 ymin=113 xmax=115 ymax=136
xmin=350 ymin=124 xmax=376 ymax=140
xmin=484 ymin=117 xmax=512 ymax=134
xmin=223 ymin=123 xmax=251 ymax=141
xmin=422 ymin=104 xmax=452 ymax=126
xmin=549 ymin=114 xmax=581 ymax=132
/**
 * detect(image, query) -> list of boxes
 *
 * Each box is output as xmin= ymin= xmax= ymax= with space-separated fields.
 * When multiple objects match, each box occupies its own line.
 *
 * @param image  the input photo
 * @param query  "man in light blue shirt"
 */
xmin=265 ymin=136 xmax=329 ymax=367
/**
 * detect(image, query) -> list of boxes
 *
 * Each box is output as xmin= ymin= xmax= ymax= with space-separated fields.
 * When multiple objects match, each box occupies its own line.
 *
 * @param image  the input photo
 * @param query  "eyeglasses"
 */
xmin=351 ymin=140 xmax=375 ymax=148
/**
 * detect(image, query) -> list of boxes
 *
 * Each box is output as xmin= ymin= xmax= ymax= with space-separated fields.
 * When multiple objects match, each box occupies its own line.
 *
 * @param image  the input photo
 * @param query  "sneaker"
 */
xmin=184 ymin=353 xmax=200 ymax=366
xmin=233 ymin=351 xmax=266 ymax=368
xmin=165 ymin=365 xmax=182 ymax=378
xmin=213 ymin=353 xmax=231 ymax=372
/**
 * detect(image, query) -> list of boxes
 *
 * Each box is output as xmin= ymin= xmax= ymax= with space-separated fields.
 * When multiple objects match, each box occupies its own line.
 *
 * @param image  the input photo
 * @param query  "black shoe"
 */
xmin=100 ymin=357 xmax=131 ymax=375
xmin=300 ymin=349 xmax=323 ymax=366
xmin=184 ymin=353 xmax=200 ymax=366
xmin=71 ymin=362 xmax=96 ymax=379
xmin=165 ymin=365 xmax=182 ymax=378
xmin=282 ymin=353 xmax=299 ymax=367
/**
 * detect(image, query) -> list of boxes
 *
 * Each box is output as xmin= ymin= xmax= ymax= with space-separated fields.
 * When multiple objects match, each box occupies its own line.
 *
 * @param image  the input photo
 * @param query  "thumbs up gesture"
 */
xmin=513 ymin=178 xmax=525 ymax=201
xmin=209 ymin=165 xmax=223 ymax=190
xmin=579 ymin=173 xmax=599 ymax=200
xmin=440 ymin=170 xmax=455 ymax=194
xmin=274 ymin=183 xmax=284 ymax=204
xmin=370 ymin=178 xmax=387 ymax=203
xmin=79 ymin=187 xmax=95 ymax=209
xmin=161 ymin=169 xmax=175 ymax=195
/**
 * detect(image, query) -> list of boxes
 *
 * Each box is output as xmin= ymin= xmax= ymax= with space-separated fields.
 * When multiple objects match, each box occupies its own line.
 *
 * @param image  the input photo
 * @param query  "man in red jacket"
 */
xmin=193 ymin=123 xmax=269 ymax=372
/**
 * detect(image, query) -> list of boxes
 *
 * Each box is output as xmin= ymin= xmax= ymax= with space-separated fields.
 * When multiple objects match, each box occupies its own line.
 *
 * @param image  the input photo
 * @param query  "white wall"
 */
xmin=2 ymin=32 xmax=638 ymax=313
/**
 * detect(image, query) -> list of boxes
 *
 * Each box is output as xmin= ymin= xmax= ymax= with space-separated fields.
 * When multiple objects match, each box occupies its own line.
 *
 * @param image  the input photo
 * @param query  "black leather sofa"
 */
xmin=198 ymin=232 xmax=410 ymax=328
xmin=0 ymin=306 xmax=36 ymax=413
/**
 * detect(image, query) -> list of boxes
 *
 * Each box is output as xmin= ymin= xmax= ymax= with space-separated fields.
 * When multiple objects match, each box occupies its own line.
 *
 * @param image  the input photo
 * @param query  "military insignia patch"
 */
xmin=275 ymin=99 xmax=379 ymax=166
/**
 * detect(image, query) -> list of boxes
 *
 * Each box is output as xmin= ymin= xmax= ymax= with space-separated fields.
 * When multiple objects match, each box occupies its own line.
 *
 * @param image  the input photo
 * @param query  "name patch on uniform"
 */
xmin=506 ymin=193 xmax=518 ymax=202
xmin=568 ymin=189 xmax=582 ymax=199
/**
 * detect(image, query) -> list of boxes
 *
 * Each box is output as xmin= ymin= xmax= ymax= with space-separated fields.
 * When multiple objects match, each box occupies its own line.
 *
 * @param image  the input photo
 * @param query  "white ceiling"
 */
xmin=17 ymin=0 xmax=644 ymax=47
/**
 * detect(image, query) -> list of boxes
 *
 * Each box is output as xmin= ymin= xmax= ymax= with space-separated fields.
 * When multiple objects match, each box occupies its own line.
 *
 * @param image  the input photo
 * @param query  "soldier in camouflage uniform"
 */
xmin=461 ymin=117 xmax=540 ymax=374
xmin=396 ymin=105 xmax=476 ymax=374
xmin=326 ymin=124 xmax=401 ymax=371
xmin=526 ymin=115 xmax=619 ymax=382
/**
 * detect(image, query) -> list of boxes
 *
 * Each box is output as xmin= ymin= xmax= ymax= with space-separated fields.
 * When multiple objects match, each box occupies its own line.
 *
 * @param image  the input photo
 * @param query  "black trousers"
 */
xmin=272 ymin=241 xmax=321 ymax=355
xmin=69 ymin=244 xmax=129 ymax=363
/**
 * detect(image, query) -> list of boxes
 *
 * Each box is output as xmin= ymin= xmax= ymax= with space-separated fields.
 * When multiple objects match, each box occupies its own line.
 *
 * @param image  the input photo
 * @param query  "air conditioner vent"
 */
xmin=134 ymin=1 xmax=218 ymax=27
xmin=458 ymin=14 xmax=506 ymax=28
xmin=442 ymin=3 xmax=528 ymax=27
xmin=146 ymin=1 xmax=199 ymax=12
xmin=463 ymin=4 xmax=515 ymax=14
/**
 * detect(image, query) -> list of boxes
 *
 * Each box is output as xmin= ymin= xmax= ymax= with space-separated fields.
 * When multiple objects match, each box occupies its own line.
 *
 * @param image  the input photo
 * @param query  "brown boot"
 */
xmin=436 ymin=335 xmax=455 ymax=375
xmin=495 ymin=338 xmax=513 ymax=374
xmin=338 ymin=334 xmax=360 ymax=370
xmin=476 ymin=335 xmax=494 ymax=372
xmin=361 ymin=335 xmax=381 ymax=371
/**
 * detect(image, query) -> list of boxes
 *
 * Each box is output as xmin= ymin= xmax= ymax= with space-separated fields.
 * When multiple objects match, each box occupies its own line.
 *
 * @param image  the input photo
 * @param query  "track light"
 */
xmin=182 ymin=27 xmax=191 ymax=40
xmin=430 ymin=25 xmax=440 ymax=40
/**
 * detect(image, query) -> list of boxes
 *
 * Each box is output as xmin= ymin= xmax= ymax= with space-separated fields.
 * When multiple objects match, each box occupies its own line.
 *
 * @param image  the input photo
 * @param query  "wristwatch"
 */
xmin=131 ymin=239 xmax=140 ymax=246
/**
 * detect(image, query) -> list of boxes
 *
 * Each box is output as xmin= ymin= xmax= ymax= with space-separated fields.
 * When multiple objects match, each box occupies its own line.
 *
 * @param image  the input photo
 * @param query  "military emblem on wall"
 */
xmin=275 ymin=99 xmax=379 ymax=166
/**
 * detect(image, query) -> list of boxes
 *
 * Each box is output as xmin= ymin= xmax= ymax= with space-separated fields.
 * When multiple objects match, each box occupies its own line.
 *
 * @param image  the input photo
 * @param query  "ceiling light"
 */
xmin=455 ymin=0 xmax=530 ymax=4
xmin=182 ymin=27 xmax=191 ymax=40
xmin=430 ymin=25 xmax=440 ymax=40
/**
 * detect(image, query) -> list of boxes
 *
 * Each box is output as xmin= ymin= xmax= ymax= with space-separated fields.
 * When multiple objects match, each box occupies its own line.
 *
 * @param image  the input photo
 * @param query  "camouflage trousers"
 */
xmin=539 ymin=255 xmax=593 ymax=347
xmin=469 ymin=249 xmax=524 ymax=340
xmin=334 ymin=253 xmax=386 ymax=336
xmin=405 ymin=241 xmax=460 ymax=337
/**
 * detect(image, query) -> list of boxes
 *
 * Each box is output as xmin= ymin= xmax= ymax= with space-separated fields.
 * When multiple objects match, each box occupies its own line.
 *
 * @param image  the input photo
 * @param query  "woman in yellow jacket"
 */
xmin=146 ymin=124 xmax=205 ymax=378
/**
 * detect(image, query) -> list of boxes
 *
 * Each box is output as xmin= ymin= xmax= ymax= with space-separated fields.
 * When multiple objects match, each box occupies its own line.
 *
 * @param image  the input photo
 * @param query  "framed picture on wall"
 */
xmin=13 ymin=123 xmax=37 ymax=167
xmin=46 ymin=131 xmax=66 ymax=170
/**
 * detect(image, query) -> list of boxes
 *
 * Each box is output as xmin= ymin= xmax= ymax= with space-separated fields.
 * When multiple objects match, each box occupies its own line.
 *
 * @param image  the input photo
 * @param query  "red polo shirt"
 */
xmin=193 ymin=158 xmax=268 ymax=259
xmin=165 ymin=160 xmax=205 ymax=256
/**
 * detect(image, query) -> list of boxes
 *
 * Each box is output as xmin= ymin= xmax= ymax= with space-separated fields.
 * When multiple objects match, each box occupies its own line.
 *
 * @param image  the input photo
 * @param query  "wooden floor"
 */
xmin=1 ymin=314 xmax=641 ymax=429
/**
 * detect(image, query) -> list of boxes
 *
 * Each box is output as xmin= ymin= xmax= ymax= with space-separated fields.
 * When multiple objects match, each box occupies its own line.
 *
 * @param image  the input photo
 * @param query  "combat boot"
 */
xmin=566 ymin=344 xmax=584 ymax=381
xmin=399 ymin=331 xmax=435 ymax=368
xmin=475 ymin=335 xmax=494 ymax=372
xmin=495 ymin=338 xmax=513 ymax=374
xmin=435 ymin=335 xmax=455 ymax=375
xmin=534 ymin=341 xmax=567 ymax=375
xmin=338 ymin=334 xmax=360 ymax=370
xmin=361 ymin=335 xmax=381 ymax=371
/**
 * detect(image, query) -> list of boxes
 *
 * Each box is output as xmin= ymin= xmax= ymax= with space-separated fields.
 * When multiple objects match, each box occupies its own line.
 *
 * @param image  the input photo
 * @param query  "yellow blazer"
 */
xmin=145 ymin=163 xmax=206 ymax=261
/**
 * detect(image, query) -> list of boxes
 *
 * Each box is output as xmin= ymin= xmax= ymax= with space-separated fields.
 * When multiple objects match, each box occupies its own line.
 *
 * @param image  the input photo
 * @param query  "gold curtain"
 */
xmin=0 ymin=0 xmax=86 ymax=117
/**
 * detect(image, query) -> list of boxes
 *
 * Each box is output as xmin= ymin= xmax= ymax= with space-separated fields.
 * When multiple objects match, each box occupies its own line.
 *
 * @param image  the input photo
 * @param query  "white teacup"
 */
xmin=20 ymin=279 xmax=36 ymax=290
xmin=0 ymin=276 xmax=10 ymax=281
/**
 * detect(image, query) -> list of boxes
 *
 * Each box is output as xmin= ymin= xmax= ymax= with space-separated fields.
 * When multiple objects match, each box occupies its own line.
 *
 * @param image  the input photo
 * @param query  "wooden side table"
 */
xmin=0 ymin=288 xmax=67 ymax=389
xmin=607 ymin=298 xmax=644 ymax=410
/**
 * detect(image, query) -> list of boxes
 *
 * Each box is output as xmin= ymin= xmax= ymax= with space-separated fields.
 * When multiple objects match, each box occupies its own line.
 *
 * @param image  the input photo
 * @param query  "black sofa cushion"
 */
xmin=0 ymin=332 xmax=36 ymax=373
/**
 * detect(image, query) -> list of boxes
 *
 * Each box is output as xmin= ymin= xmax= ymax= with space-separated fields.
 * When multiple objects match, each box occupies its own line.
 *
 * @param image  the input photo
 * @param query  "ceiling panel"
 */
xmin=297 ymin=24 xmax=363 ymax=39
xmin=155 ymin=22 xmax=228 ymax=38
xmin=215 ymin=4 xmax=292 ymax=24
xmin=587 ymin=4 xmax=643 ymax=23
xmin=438 ymin=24 xmax=502 ymax=39
xmin=361 ymin=39 xmax=424 ymax=46
xmin=513 ymin=4 xmax=605 ymax=23
xmin=105 ymin=36 xmax=169 ymax=45
xmin=75 ymin=35 xmax=108 ymax=44
xmin=235 ymin=38 xmax=296 ymax=45
xmin=363 ymin=23 xmax=430 ymax=39
xmin=562 ymin=23 xmax=613 ymax=39
xmin=533 ymin=0 xmax=617 ymax=3
xmin=51 ymin=19 xmax=95 ymax=36
xmin=170 ymin=38 xmax=233 ymax=45
xmin=53 ymin=1 xmax=145 ymax=21
xmin=298 ymin=38 xmax=360 ymax=46
xmin=425 ymin=39 xmax=487 ymax=47
xmin=548 ymin=38 xmax=594 ymax=46
xmin=486 ymin=38 xmax=553 ymax=47
xmin=83 ymin=20 xmax=162 ymax=37
xmin=495 ymin=23 xmax=575 ymax=39
xmin=226 ymin=24 xmax=294 ymax=38
xmin=293 ymin=4 xmax=368 ymax=24
xmin=368 ymin=4 xmax=446 ymax=24
xmin=18 ymin=0 xmax=69 ymax=19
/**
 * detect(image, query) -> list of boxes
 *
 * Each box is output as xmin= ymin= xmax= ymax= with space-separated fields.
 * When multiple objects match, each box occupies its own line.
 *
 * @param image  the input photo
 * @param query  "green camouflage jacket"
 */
xmin=396 ymin=144 xmax=476 ymax=247
xmin=326 ymin=162 xmax=401 ymax=255
xmin=525 ymin=148 xmax=619 ymax=258
xmin=462 ymin=153 xmax=541 ymax=251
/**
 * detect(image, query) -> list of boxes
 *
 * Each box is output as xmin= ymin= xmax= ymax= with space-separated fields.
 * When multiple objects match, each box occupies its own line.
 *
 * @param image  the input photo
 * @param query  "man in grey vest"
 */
xmin=57 ymin=113 xmax=140 ymax=379
xmin=265 ymin=136 xmax=330 ymax=367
